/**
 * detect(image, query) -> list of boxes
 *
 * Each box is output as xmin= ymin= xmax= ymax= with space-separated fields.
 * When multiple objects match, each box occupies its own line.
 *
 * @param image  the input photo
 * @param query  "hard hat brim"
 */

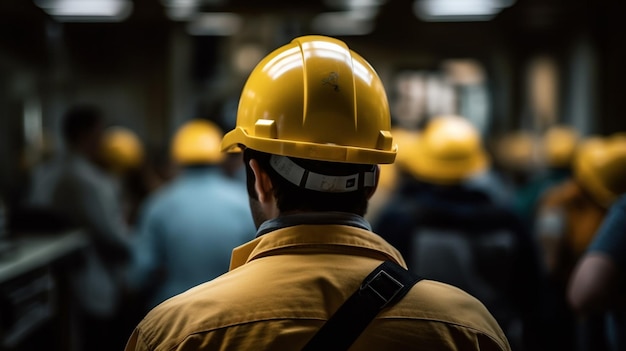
xmin=221 ymin=127 xmax=397 ymax=165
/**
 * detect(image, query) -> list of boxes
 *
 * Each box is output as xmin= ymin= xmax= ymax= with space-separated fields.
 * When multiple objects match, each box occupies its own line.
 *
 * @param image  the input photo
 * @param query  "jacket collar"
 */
xmin=230 ymin=212 xmax=404 ymax=270
xmin=256 ymin=211 xmax=371 ymax=237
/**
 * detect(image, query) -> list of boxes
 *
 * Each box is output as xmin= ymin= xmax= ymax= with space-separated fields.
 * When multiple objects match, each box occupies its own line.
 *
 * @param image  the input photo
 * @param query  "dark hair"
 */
xmin=243 ymin=148 xmax=375 ymax=216
xmin=61 ymin=105 xmax=104 ymax=146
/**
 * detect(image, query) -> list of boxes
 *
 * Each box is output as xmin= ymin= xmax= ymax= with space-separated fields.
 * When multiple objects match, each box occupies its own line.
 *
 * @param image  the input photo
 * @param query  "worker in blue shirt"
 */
xmin=128 ymin=119 xmax=255 ymax=310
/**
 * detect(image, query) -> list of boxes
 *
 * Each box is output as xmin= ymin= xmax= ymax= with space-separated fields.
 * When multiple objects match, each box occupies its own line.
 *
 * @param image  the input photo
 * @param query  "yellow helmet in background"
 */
xmin=220 ymin=35 xmax=396 ymax=165
xmin=402 ymin=115 xmax=489 ymax=185
xmin=574 ymin=133 xmax=626 ymax=208
xmin=378 ymin=128 xmax=421 ymax=191
xmin=171 ymin=119 xmax=225 ymax=165
xmin=101 ymin=126 xmax=144 ymax=174
xmin=543 ymin=125 xmax=579 ymax=168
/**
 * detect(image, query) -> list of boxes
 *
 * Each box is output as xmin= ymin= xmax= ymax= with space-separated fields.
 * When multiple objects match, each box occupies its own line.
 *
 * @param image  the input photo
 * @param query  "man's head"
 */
xmin=61 ymin=104 xmax=105 ymax=161
xmin=220 ymin=35 xmax=396 ymax=227
xmin=242 ymin=148 xmax=379 ymax=226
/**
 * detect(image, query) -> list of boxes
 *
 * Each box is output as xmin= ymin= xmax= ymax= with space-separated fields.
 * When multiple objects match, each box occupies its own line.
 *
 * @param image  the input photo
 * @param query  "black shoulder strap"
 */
xmin=301 ymin=261 xmax=423 ymax=351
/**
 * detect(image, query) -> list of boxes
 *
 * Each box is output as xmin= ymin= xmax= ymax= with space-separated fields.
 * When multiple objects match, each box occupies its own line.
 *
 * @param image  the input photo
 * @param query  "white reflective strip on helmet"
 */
xmin=269 ymin=154 xmax=306 ymax=186
xmin=269 ymin=155 xmax=376 ymax=193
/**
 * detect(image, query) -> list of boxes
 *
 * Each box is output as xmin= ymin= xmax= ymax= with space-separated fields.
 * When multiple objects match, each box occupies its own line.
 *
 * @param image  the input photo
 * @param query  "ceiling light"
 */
xmin=35 ymin=0 xmax=133 ymax=22
xmin=413 ymin=0 xmax=515 ymax=22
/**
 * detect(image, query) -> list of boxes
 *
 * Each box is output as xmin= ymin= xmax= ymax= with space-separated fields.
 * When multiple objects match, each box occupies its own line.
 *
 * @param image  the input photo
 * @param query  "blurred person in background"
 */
xmin=141 ymin=142 xmax=180 ymax=196
xmin=569 ymin=187 xmax=626 ymax=351
xmin=515 ymin=125 xmax=579 ymax=223
xmin=373 ymin=115 xmax=542 ymax=350
xmin=125 ymin=36 xmax=510 ymax=351
xmin=50 ymin=104 xmax=132 ymax=351
xmin=100 ymin=125 xmax=146 ymax=225
xmin=491 ymin=130 xmax=539 ymax=201
xmin=127 ymin=119 xmax=254 ymax=312
xmin=535 ymin=133 xmax=626 ymax=351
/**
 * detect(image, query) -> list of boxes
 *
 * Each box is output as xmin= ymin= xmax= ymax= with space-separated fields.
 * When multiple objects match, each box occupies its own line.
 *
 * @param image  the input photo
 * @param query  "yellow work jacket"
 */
xmin=125 ymin=212 xmax=511 ymax=351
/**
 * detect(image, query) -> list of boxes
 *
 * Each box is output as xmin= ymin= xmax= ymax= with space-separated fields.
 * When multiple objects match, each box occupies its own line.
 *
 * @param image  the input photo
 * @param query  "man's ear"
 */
xmin=249 ymin=159 xmax=274 ymax=204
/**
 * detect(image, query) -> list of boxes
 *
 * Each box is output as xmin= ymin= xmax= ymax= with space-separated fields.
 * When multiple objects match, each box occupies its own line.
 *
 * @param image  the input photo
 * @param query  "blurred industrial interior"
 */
xmin=0 ymin=0 xmax=625 ymax=350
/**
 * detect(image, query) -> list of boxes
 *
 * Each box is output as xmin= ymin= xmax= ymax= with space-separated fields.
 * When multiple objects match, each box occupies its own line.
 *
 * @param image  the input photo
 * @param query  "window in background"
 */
xmin=390 ymin=58 xmax=489 ymax=133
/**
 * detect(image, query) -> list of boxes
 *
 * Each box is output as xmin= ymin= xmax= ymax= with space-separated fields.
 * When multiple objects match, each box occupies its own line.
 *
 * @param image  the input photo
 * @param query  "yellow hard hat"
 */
xmin=101 ymin=126 xmax=143 ymax=174
xmin=543 ymin=125 xmax=579 ymax=167
xmin=402 ymin=115 xmax=489 ymax=184
xmin=171 ymin=119 xmax=225 ymax=165
xmin=221 ymin=35 xmax=396 ymax=165
xmin=574 ymin=134 xmax=626 ymax=208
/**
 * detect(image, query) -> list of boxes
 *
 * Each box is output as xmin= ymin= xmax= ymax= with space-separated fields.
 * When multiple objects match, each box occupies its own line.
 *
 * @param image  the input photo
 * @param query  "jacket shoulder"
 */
xmin=390 ymin=279 xmax=511 ymax=350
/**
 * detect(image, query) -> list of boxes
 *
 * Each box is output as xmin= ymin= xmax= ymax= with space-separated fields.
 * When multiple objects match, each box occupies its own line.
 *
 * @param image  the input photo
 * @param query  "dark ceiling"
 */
xmin=0 ymin=0 xmax=621 ymax=54
xmin=0 ymin=0 xmax=624 ymax=105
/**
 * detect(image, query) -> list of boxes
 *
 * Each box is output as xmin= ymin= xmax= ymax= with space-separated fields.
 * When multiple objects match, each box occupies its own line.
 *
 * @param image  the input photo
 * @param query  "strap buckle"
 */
xmin=360 ymin=269 xmax=405 ymax=308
